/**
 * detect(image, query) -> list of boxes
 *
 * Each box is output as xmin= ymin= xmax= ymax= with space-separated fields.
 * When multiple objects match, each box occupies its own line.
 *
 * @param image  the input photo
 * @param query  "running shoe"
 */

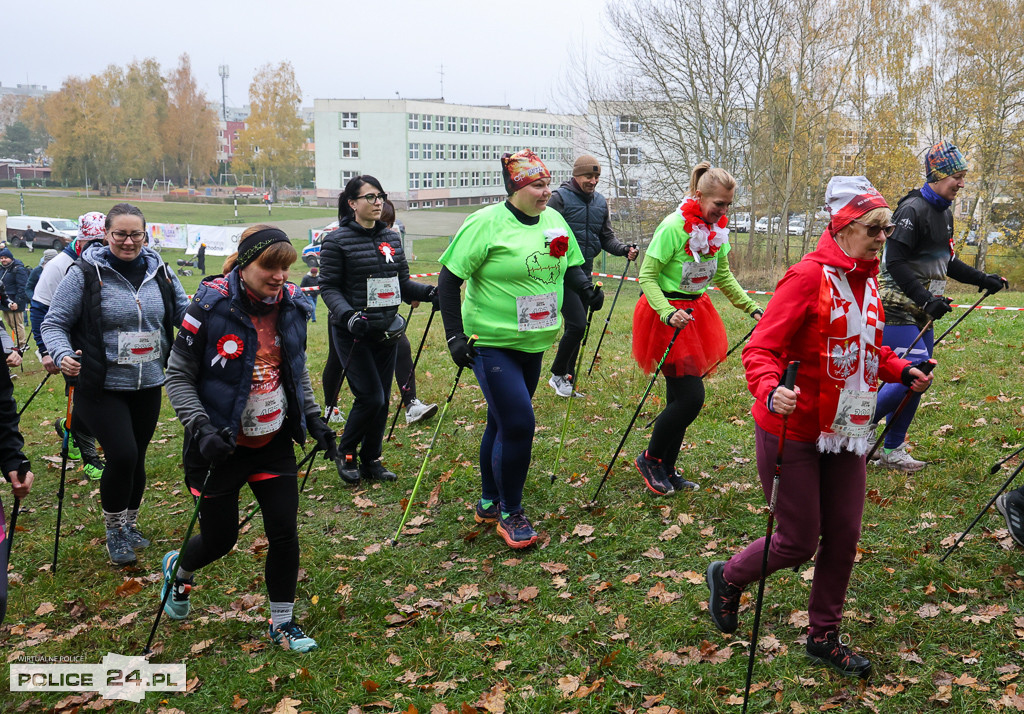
xmin=474 ymin=500 xmax=499 ymax=524
xmin=160 ymin=550 xmax=192 ymax=620
xmin=123 ymin=524 xmax=150 ymax=549
xmin=269 ymin=620 xmax=318 ymax=653
xmin=105 ymin=527 xmax=136 ymax=566
xmin=54 ymin=418 xmax=80 ymax=460
xmin=405 ymin=398 xmax=439 ymax=424
xmin=635 ymin=450 xmax=674 ymax=496
xmin=996 ymin=490 xmax=1024 ymax=547
xmin=806 ymin=630 xmax=872 ymax=679
xmin=360 ymin=459 xmax=397 ymax=482
xmin=496 ymin=510 xmax=538 ymax=549
xmin=706 ymin=560 xmax=742 ymax=634
xmin=876 ymin=443 xmax=926 ymax=472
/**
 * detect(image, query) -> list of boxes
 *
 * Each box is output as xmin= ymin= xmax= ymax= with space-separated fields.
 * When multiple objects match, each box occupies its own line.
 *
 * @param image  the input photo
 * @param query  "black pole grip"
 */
xmin=781 ymin=361 xmax=800 ymax=390
xmin=918 ymin=358 xmax=937 ymax=376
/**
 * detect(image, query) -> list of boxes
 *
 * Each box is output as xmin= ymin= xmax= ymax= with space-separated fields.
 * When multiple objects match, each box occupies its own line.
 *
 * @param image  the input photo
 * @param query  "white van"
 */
xmin=5 ymin=215 xmax=79 ymax=249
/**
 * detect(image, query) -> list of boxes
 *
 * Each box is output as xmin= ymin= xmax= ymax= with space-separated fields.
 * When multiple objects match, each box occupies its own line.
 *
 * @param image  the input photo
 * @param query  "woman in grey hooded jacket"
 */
xmin=42 ymin=203 xmax=188 ymax=566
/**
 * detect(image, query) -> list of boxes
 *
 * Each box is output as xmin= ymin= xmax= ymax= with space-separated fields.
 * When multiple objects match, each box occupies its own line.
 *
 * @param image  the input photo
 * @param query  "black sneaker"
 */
xmin=996 ymin=490 xmax=1024 ymax=548
xmin=667 ymin=467 xmax=699 ymax=493
xmin=706 ymin=560 xmax=742 ymax=634
xmin=474 ymin=500 xmax=499 ymax=524
xmin=806 ymin=630 xmax=872 ymax=679
xmin=360 ymin=459 xmax=397 ymax=482
xmin=336 ymin=453 xmax=361 ymax=484
xmin=635 ymin=450 xmax=674 ymax=496
xmin=105 ymin=527 xmax=136 ymax=566
xmin=496 ymin=510 xmax=538 ymax=549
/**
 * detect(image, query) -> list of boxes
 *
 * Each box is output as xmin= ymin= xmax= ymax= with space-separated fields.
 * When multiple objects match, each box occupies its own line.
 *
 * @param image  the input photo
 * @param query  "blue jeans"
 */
xmin=875 ymin=324 xmax=933 ymax=448
xmin=471 ymin=347 xmax=542 ymax=514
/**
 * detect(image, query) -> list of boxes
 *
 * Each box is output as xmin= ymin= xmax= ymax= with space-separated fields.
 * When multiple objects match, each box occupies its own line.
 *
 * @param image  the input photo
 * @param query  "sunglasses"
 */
xmin=851 ymin=219 xmax=896 ymax=238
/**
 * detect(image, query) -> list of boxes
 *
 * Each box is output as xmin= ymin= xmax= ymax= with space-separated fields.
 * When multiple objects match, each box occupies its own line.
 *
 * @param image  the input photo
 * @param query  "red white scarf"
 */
xmin=678 ymin=198 xmax=729 ymax=261
xmin=816 ymin=264 xmax=884 ymax=454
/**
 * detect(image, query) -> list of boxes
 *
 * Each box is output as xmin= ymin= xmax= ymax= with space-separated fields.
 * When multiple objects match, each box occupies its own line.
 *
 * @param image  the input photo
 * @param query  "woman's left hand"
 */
xmin=907 ymin=367 xmax=933 ymax=393
xmin=751 ymin=309 xmax=763 ymax=322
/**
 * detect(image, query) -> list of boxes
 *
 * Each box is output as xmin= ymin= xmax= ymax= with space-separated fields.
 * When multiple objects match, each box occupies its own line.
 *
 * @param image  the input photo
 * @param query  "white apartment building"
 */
xmin=314 ymin=99 xmax=579 ymax=209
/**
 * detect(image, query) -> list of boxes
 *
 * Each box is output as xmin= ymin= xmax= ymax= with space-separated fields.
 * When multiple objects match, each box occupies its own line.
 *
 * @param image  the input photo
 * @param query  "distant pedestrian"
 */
xmin=299 ymin=266 xmax=319 ymax=322
xmin=196 ymin=243 xmax=207 ymax=273
xmin=0 ymin=249 xmax=29 ymax=352
xmin=23 ymin=227 xmax=35 ymax=254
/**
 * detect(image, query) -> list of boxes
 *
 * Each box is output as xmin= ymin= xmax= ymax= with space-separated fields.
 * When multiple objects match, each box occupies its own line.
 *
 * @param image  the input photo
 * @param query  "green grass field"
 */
xmin=1 ymin=242 xmax=1023 ymax=711
xmin=0 ymin=193 xmax=334 ymax=228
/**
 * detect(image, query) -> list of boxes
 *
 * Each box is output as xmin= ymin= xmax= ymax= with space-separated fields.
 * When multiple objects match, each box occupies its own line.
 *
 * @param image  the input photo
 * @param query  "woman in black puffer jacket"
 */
xmin=318 ymin=175 xmax=437 ymax=484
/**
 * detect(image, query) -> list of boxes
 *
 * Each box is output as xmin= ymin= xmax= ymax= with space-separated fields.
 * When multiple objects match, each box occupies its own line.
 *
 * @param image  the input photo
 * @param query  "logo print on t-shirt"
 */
xmin=525 ymin=252 xmax=561 ymax=285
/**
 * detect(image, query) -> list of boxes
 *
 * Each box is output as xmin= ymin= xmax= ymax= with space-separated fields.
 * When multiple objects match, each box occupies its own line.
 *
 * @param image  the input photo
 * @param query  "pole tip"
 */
xmin=390 ymin=538 xmax=398 ymax=547
xmin=991 ymin=465 xmax=1001 ymax=475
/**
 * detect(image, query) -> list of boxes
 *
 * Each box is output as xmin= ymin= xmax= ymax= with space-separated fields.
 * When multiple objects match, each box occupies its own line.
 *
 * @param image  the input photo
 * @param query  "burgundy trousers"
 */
xmin=723 ymin=425 xmax=866 ymax=638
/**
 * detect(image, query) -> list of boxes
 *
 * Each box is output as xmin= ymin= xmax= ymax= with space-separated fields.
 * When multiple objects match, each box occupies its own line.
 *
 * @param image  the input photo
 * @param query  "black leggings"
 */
xmin=394 ymin=333 xmax=417 ymax=406
xmin=647 ymin=375 xmax=705 ymax=472
xmin=323 ymin=321 xmax=345 ymax=410
xmin=550 ymin=286 xmax=587 ymax=377
xmin=332 ymin=327 xmax=397 ymax=461
xmin=178 ymin=475 xmax=299 ymax=602
xmin=75 ymin=386 xmax=162 ymax=513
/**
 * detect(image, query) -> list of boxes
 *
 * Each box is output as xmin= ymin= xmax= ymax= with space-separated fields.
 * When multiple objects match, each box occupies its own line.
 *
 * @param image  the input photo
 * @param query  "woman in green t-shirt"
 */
xmin=437 ymin=150 xmax=604 ymax=549
xmin=632 ymin=162 xmax=762 ymax=497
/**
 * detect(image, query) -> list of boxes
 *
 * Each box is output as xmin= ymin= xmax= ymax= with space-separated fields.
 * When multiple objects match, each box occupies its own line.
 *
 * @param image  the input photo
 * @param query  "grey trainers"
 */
xmin=105 ymin=527 xmax=137 ymax=566
xmin=123 ymin=524 xmax=150 ymax=549
xmin=405 ymin=398 xmax=438 ymax=424
xmin=996 ymin=490 xmax=1024 ymax=548
xmin=876 ymin=443 xmax=926 ymax=472
xmin=548 ymin=374 xmax=583 ymax=398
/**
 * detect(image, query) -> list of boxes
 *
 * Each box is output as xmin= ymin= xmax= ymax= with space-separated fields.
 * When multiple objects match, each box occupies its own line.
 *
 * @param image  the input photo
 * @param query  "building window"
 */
xmin=459 ymin=144 xmax=469 ymax=160
xmin=459 ymin=172 xmax=469 ymax=188
xmin=459 ymin=117 xmax=469 ymax=133
xmin=339 ymin=112 xmax=358 ymax=129
xmin=448 ymin=116 xmax=457 ymax=132
xmin=422 ymin=115 xmax=432 ymax=131
xmin=471 ymin=118 xmax=480 ymax=133
xmin=445 ymin=144 xmax=455 ymax=160
xmin=617 ymin=147 xmax=640 ymax=165
xmin=435 ymin=200 xmax=445 ymax=207
xmin=341 ymin=141 xmax=359 ymax=158
xmin=616 ymin=116 xmax=641 ymax=133
xmin=492 ymin=170 xmax=501 ymax=186
xmin=472 ymin=171 xmax=481 ymax=187
xmin=448 ymin=171 xmax=458 ymax=187
xmin=409 ymin=172 xmax=421 ymax=190
xmin=341 ymin=170 xmax=359 ymax=185
xmin=512 ymin=121 xmax=521 ymax=136
xmin=409 ymin=201 xmax=419 ymax=209
xmin=436 ymin=173 xmax=446 ymax=188
xmin=422 ymin=143 xmax=433 ymax=160
xmin=531 ymin=122 xmax=539 ymax=136
xmin=471 ymin=145 xmax=480 ymax=161
xmin=423 ymin=172 xmax=434 ymax=189
xmin=616 ymin=177 xmax=640 ymax=195
xmin=482 ymin=119 xmax=491 ymax=134
xmin=436 ymin=115 xmax=445 ymax=131
xmin=408 ymin=113 xmax=420 ymax=130
xmin=409 ymin=143 xmax=420 ymax=160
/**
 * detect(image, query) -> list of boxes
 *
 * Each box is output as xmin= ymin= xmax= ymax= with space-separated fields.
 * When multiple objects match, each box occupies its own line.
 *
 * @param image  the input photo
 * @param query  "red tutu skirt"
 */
xmin=632 ymin=293 xmax=728 ymax=377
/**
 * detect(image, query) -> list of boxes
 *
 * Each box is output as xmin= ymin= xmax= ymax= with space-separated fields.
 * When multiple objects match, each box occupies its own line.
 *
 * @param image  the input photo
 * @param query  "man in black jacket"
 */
xmin=876 ymin=140 xmax=1007 ymax=472
xmin=0 ymin=322 xmax=34 ymax=623
xmin=0 ymin=249 xmax=29 ymax=352
xmin=546 ymin=155 xmax=638 ymax=397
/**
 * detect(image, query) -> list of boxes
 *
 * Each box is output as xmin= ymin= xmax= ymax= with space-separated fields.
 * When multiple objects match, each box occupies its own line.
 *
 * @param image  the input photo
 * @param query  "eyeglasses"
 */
xmin=851 ymin=220 xmax=896 ymax=238
xmin=356 ymin=192 xmax=387 ymax=204
xmin=109 ymin=230 xmax=147 ymax=243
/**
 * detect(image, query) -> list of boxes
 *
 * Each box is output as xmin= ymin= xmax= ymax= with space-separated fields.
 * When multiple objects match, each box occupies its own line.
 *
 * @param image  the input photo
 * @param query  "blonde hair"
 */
xmin=688 ymin=161 xmax=737 ymax=197
xmin=857 ymin=207 xmax=892 ymax=226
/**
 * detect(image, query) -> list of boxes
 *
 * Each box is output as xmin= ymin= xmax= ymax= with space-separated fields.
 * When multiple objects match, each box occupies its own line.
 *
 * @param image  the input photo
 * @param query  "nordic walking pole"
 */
xmin=237 ymin=446 xmax=320 ymax=530
xmin=387 ymin=303 xmax=437 ymax=442
xmin=741 ymin=360 xmax=799 ymax=714
xmin=991 ymin=444 xmax=1024 ymax=474
xmin=5 ymin=460 xmax=29 ymax=561
xmin=588 ymin=310 xmax=692 ymax=507
xmin=939 ymin=458 xmax=1024 ymax=563
xmin=142 ymin=444 xmax=226 ymax=656
xmin=898 ymin=319 xmax=933 ymax=361
xmin=550 ymin=285 xmax=601 ymax=484
xmin=392 ymin=336 xmax=477 ymax=546
xmin=865 ymin=359 xmax=936 ymax=462
xmin=587 ymin=257 xmax=633 ymax=376
xmin=52 ymin=361 xmax=78 ymax=574
xmin=934 ymin=290 xmax=992 ymax=346
xmin=17 ymin=371 xmax=51 ymax=417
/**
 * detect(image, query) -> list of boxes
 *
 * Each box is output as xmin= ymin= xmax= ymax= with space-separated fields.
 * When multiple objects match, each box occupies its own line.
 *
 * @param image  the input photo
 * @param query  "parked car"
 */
xmin=731 ymin=212 xmax=751 ymax=233
xmin=787 ymin=215 xmax=806 ymax=236
xmin=962 ymin=229 xmax=1003 ymax=245
xmin=5 ymin=215 xmax=78 ymax=249
xmin=754 ymin=216 xmax=781 ymax=234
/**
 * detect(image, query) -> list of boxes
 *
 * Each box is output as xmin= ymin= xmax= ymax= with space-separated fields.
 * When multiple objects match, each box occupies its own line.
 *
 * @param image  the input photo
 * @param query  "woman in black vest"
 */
xmin=41 ymin=203 xmax=189 ymax=566
xmin=318 ymin=176 xmax=438 ymax=484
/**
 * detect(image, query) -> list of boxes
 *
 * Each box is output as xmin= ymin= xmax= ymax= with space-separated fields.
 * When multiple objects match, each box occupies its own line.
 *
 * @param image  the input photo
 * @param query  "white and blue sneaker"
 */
xmin=160 ymin=550 xmax=192 ymax=620
xmin=269 ymin=620 xmax=318 ymax=653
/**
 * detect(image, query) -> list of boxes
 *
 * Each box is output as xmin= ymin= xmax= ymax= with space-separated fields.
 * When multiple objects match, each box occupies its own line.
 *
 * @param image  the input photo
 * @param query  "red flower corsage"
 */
xmin=678 ymin=198 xmax=729 ymax=260
xmin=548 ymin=234 xmax=569 ymax=258
xmin=378 ymin=242 xmax=395 ymax=263
xmin=212 ymin=334 xmax=244 ymax=368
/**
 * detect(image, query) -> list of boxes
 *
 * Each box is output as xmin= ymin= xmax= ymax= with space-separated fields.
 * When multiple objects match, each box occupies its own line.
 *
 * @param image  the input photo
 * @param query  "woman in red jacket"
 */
xmin=705 ymin=176 xmax=933 ymax=679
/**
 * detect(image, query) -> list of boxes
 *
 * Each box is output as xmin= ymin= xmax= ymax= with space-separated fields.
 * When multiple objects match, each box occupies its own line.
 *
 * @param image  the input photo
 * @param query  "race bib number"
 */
xmin=679 ymin=259 xmax=717 ymax=292
xmin=830 ymin=389 xmax=877 ymax=439
xmin=241 ymin=384 xmax=286 ymax=437
xmin=928 ymin=279 xmax=947 ymax=297
xmin=516 ymin=292 xmax=558 ymax=331
xmin=117 ymin=330 xmax=161 ymax=365
xmin=366 ymin=276 xmax=401 ymax=308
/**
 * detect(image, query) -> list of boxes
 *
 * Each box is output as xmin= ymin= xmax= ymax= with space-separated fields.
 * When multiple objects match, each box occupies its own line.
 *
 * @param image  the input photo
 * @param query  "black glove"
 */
xmin=580 ymin=284 xmax=605 ymax=311
xmin=346 ymin=311 xmax=370 ymax=337
xmin=427 ymin=286 xmax=441 ymax=310
xmin=922 ymin=295 xmax=953 ymax=320
xmin=307 ymin=413 xmax=338 ymax=460
xmin=979 ymin=273 xmax=1008 ymax=294
xmin=447 ymin=333 xmax=477 ymax=368
xmin=751 ymin=308 xmax=764 ymax=321
xmin=195 ymin=420 xmax=235 ymax=465
xmin=901 ymin=359 xmax=935 ymax=387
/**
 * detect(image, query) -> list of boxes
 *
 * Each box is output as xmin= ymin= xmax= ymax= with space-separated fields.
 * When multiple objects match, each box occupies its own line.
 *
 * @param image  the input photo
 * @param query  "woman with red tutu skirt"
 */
xmin=632 ymin=162 xmax=762 ymax=496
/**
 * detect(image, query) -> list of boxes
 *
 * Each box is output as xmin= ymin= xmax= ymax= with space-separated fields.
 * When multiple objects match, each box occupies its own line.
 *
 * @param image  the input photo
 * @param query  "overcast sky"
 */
xmin=4 ymin=0 xmax=605 ymax=112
